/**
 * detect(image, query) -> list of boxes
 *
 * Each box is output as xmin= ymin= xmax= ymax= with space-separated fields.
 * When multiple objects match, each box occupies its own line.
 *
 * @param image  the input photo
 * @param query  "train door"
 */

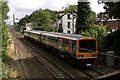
xmin=71 ymin=40 xmax=77 ymax=57
xmin=59 ymin=39 xmax=62 ymax=49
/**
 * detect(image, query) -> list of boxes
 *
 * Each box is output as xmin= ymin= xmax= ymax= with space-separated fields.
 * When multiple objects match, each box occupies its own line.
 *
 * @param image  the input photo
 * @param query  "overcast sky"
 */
xmin=6 ymin=0 xmax=105 ymax=25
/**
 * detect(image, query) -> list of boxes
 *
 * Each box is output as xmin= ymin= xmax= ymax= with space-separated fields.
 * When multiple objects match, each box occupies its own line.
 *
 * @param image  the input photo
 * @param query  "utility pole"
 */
xmin=102 ymin=14 xmax=103 ymax=27
xmin=13 ymin=14 xmax=16 ymax=53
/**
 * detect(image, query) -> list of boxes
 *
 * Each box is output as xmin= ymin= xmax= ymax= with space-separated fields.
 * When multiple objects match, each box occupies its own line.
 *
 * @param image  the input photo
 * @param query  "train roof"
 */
xmin=24 ymin=30 xmax=95 ymax=40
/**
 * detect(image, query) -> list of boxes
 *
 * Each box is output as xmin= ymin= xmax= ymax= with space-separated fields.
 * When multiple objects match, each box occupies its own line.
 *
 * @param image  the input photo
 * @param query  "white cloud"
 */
xmin=6 ymin=0 xmax=105 ymax=24
xmin=89 ymin=0 xmax=105 ymax=14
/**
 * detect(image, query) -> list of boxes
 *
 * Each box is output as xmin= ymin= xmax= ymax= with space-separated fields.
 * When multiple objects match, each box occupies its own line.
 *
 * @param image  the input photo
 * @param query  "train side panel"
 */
xmin=24 ymin=30 xmax=98 ymax=66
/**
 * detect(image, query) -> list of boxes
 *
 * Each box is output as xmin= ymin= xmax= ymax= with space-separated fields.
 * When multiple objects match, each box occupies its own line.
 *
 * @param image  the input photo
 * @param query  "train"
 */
xmin=24 ymin=30 xmax=98 ymax=66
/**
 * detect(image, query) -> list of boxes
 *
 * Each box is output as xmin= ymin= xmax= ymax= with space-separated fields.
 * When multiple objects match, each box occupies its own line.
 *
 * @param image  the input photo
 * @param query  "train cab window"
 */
xmin=79 ymin=40 xmax=96 ymax=52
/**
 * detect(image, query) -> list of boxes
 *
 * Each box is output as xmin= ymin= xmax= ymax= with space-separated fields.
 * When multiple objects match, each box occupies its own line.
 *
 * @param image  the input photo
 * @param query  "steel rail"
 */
xmin=90 ymin=68 xmax=106 ymax=75
xmin=16 ymin=34 xmax=76 ymax=80
xmin=16 ymin=35 xmax=59 ymax=79
xmin=81 ymin=70 xmax=95 ymax=78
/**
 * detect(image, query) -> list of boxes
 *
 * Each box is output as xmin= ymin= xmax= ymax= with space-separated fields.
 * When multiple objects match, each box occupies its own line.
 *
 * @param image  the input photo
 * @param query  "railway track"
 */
xmin=14 ymin=31 xmax=107 ymax=79
xmin=79 ymin=67 xmax=106 ymax=79
xmin=16 ymin=34 xmax=76 ymax=80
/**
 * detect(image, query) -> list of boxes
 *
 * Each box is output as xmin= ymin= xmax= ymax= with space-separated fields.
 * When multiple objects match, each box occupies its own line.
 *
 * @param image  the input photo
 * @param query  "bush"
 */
xmin=81 ymin=24 xmax=108 ymax=51
xmin=81 ymin=24 xmax=107 ymax=39
xmin=20 ymin=26 xmax=26 ymax=34
xmin=2 ymin=24 xmax=11 ymax=62
xmin=103 ymin=30 xmax=120 ymax=56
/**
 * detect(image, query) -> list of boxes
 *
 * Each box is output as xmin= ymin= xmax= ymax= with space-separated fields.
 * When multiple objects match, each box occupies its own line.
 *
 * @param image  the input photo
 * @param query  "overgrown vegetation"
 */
xmin=81 ymin=24 xmax=107 ymax=39
xmin=62 ymin=4 xmax=77 ymax=13
xmin=81 ymin=24 xmax=108 ymax=51
xmin=103 ymin=30 xmax=120 ymax=56
xmin=98 ymin=1 xmax=120 ymax=19
xmin=1 ymin=1 xmax=10 ymax=62
xmin=2 ymin=24 xmax=11 ymax=62
xmin=76 ymin=2 xmax=96 ymax=34
xmin=0 ymin=1 xmax=19 ymax=79
xmin=2 ymin=63 xmax=20 ymax=79
xmin=18 ymin=8 xmax=58 ymax=32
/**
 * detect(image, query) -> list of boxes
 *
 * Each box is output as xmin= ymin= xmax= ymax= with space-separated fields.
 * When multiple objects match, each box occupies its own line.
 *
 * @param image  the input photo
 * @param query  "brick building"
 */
xmin=106 ymin=19 xmax=120 ymax=32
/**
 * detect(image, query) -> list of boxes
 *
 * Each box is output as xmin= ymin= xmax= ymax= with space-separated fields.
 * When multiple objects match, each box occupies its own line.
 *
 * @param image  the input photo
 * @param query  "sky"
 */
xmin=6 ymin=0 xmax=105 ymax=25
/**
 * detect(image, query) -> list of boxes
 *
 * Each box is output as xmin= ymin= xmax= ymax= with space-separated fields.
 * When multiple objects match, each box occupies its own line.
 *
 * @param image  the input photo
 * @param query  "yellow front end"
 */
xmin=76 ymin=37 xmax=98 ymax=59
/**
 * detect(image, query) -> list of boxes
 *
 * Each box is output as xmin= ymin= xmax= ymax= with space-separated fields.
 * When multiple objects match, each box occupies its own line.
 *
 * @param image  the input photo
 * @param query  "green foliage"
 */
xmin=18 ymin=15 xmax=29 ymax=26
xmin=90 ymin=11 xmax=97 ymax=25
xmin=0 ymin=1 xmax=10 ymax=62
xmin=81 ymin=24 xmax=107 ymax=39
xmin=103 ymin=30 xmax=120 ymax=56
xmin=2 ymin=24 xmax=11 ymax=62
xmin=103 ymin=2 xmax=120 ymax=19
xmin=63 ymin=4 xmax=77 ymax=13
xmin=20 ymin=26 xmax=26 ymax=34
xmin=44 ymin=25 xmax=57 ymax=32
xmin=15 ymin=23 xmax=20 ymax=32
xmin=18 ymin=8 xmax=58 ymax=32
xmin=1 ymin=2 xmax=9 ymax=20
xmin=44 ymin=9 xmax=58 ymax=21
xmin=81 ymin=24 xmax=107 ymax=51
xmin=2 ymin=63 xmax=17 ymax=79
xmin=76 ymin=2 xmax=95 ymax=34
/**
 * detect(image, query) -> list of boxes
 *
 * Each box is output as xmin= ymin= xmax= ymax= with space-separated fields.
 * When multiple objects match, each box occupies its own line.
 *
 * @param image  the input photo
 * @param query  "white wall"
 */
xmin=62 ymin=13 xmax=76 ymax=34
xmin=54 ymin=13 xmax=77 ymax=34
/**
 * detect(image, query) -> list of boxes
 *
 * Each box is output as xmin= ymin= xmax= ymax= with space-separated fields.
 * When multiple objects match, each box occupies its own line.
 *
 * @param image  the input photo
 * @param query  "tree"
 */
xmin=63 ymin=4 xmax=77 ymax=13
xmin=81 ymin=24 xmax=107 ymax=51
xmin=44 ymin=9 xmax=58 ymax=22
xmin=103 ymin=30 xmax=120 ymax=56
xmin=1 ymin=1 xmax=9 ymax=20
xmin=18 ymin=8 xmax=58 ymax=32
xmin=18 ymin=14 xmax=29 ymax=26
xmin=81 ymin=24 xmax=107 ymax=39
xmin=76 ymin=2 xmax=92 ymax=34
xmin=98 ymin=0 xmax=120 ymax=19
xmin=90 ymin=11 xmax=97 ymax=25
xmin=104 ymin=2 xmax=120 ymax=18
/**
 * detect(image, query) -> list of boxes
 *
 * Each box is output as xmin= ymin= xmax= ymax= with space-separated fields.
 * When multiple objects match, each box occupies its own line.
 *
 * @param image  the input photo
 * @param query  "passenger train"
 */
xmin=24 ymin=30 xmax=98 ymax=66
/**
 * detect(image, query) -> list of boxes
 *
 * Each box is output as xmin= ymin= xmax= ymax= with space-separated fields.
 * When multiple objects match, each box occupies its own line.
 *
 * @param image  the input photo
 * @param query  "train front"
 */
xmin=76 ymin=37 xmax=98 ymax=66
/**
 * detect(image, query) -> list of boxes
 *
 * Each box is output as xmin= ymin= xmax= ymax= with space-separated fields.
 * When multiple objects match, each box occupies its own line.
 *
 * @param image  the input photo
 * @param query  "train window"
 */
xmin=63 ymin=39 xmax=69 ymax=45
xmin=42 ymin=35 xmax=46 ymax=40
xmin=79 ymin=40 xmax=96 ymax=52
xmin=54 ymin=37 xmax=58 ymax=42
xmin=48 ymin=36 xmax=53 ymax=41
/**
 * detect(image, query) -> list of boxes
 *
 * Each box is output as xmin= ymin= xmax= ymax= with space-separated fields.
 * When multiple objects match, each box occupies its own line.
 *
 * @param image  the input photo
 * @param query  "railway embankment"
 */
xmin=7 ymin=30 xmax=120 ymax=79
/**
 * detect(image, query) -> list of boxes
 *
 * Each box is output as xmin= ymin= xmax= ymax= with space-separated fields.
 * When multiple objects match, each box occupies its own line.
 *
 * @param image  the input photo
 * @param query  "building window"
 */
xmin=68 ymin=22 xmax=70 ymax=28
xmin=67 ymin=14 xmax=70 ymax=19
xmin=68 ymin=31 xmax=70 ymax=33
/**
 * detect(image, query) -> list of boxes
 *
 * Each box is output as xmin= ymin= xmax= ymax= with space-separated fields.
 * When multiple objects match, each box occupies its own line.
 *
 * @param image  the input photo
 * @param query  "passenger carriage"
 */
xmin=24 ymin=30 xmax=98 ymax=66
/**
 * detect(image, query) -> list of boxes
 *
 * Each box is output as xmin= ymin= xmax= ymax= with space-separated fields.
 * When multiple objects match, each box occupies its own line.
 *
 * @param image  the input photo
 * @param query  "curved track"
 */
xmin=13 ymin=31 xmax=107 ymax=79
xmin=16 ymin=34 xmax=76 ymax=80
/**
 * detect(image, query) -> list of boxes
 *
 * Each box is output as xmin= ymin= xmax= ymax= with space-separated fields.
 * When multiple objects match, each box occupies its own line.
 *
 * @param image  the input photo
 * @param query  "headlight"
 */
xmin=78 ymin=55 xmax=83 ymax=57
xmin=92 ymin=54 xmax=97 ymax=57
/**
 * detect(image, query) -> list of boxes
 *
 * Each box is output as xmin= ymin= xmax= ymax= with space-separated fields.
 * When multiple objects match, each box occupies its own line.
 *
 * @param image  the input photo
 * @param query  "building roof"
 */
xmin=58 ymin=12 xmax=77 ymax=20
